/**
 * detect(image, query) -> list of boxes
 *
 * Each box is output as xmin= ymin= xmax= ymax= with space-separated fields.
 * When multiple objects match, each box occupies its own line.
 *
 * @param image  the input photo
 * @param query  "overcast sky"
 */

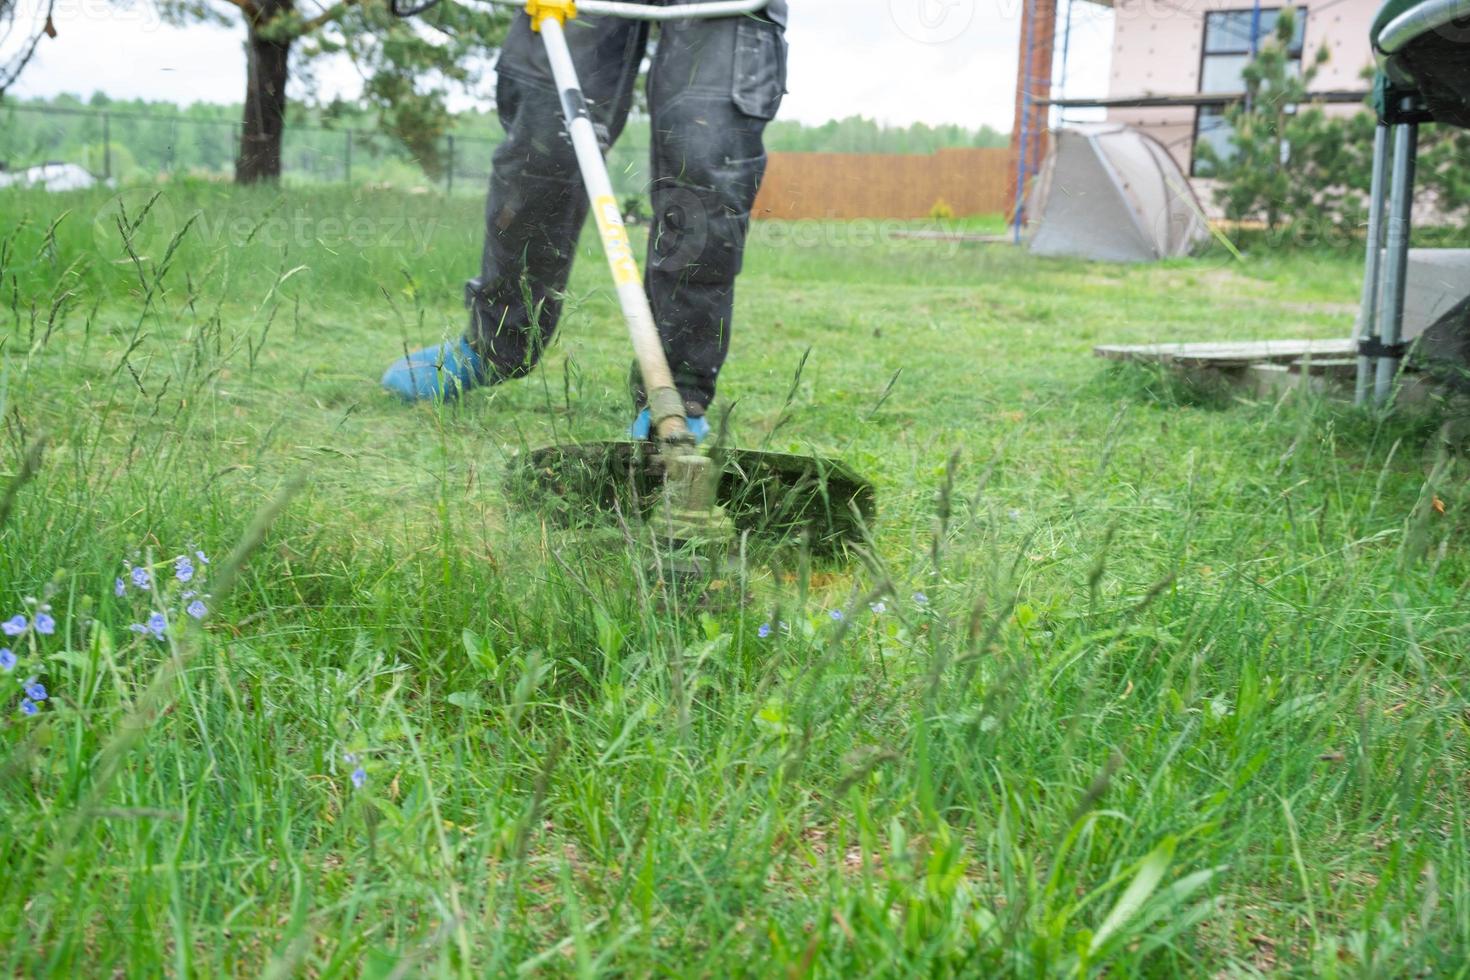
xmin=9 ymin=0 xmax=1113 ymax=131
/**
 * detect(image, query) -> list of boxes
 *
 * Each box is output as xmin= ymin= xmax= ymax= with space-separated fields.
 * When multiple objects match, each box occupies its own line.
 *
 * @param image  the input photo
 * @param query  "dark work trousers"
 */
xmin=464 ymin=5 xmax=788 ymax=414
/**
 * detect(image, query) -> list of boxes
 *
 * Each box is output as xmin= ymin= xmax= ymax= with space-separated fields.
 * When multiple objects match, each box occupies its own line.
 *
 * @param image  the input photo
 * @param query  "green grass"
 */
xmin=1 ymin=180 xmax=1467 ymax=976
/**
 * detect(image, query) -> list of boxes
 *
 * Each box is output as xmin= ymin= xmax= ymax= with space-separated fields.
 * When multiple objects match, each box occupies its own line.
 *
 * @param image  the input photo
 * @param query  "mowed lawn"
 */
xmin=0 ymin=182 xmax=1467 ymax=975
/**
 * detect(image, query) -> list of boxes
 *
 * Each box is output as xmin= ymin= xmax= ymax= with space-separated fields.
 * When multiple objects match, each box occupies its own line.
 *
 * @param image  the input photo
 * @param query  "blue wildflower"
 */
xmin=351 ymin=766 xmax=367 ymax=789
xmin=196 ymin=550 xmax=210 ymax=565
xmin=115 ymin=578 xmax=126 ymax=598
xmin=0 ymin=649 xmax=14 ymax=671
xmin=913 ymin=592 xmax=929 ymax=606
xmin=146 ymin=612 xmax=167 ymax=639
xmin=175 ymin=557 xmax=195 ymax=583
xmin=34 ymin=613 xmax=55 ymax=636
xmin=830 ymin=609 xmax=844 ymax=622
xmin=186 ymin=600 xmax=207 ymax=620
xmin=24 ymin=678 xmax=46 ymax=701
xmin=130 ymin=567 xmax=151 ymax=590
xmin=870 ymin=600 xmax=887 ymax=615
xmin=2 ymin=615 xmax=26 ymax=637
xmin=19 ymin=698 xmax=37 ymax=717
xmin=758 ymin=623 xmax=772 ymax=638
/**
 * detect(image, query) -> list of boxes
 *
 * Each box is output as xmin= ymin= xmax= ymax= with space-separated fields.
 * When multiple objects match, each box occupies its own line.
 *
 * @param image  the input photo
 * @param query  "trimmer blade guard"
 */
xmin=507 ymin=441 xmax=875 ymax=555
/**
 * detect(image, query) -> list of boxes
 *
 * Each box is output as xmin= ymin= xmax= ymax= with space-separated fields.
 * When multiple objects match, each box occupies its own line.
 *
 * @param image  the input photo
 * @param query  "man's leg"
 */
xmin=634 ymin=12 xmax=787 ymax=418
xmin=382 ymin=13 xmax=647 ymax=401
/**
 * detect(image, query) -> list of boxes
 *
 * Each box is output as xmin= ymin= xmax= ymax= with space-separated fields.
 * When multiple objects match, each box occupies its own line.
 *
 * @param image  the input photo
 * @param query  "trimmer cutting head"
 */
xmin=507 ymin=442 xmax=875 ymax=555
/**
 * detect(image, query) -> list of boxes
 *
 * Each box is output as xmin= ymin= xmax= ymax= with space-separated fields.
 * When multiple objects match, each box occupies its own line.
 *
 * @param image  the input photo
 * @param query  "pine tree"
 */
xmin=1197 ymin=9 xmax=1368 ymax=233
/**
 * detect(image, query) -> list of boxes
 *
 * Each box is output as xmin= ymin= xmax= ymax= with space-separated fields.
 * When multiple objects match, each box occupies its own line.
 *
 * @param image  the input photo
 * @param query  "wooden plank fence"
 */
xmin=752 ymin=147 xmax=1011 ymax=220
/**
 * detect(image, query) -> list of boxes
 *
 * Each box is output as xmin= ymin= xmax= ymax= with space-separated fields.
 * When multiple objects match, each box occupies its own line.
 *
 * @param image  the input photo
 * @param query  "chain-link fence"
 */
xmin=0 ymin=102 xmax=654 ymax=199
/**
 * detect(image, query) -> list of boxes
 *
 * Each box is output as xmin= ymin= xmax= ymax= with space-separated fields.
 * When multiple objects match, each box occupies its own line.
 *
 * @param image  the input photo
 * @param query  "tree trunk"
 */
xmin=236 ymin=16 xmax=292 ymax=185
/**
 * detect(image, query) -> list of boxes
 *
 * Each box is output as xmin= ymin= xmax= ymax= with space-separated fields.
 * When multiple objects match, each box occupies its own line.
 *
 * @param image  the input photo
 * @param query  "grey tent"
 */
xmin=1024 ymin=124 xmax=1211 ymax=263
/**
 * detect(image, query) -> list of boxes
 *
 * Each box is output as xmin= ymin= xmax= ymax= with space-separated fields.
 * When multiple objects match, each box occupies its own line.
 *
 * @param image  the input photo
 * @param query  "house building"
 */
xmin=1104 ymin=0 xmax=1380 ymax=176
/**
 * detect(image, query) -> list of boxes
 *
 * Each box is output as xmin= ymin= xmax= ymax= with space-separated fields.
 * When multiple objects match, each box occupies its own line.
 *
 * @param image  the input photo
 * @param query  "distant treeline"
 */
xmin=0 ymin=92 xmax=1009 ymax=188
xmin=764 ymin=117 xmax=1009 ymax=154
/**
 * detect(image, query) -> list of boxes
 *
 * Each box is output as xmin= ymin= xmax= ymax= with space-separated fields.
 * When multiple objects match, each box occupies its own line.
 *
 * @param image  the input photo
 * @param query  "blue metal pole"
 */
xmin=1013 ymin=0 xmax=1036 ymax=244
xmin=1057 ymin=0 xmax=1074 ymax=124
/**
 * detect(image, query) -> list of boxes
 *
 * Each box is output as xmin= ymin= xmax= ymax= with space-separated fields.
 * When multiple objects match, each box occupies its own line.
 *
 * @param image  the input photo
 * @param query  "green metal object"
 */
xmin=1358 ymin=0 xmax=1469 ymax=405
xmin=1370 ymin=0 xmax=1470 ymax=127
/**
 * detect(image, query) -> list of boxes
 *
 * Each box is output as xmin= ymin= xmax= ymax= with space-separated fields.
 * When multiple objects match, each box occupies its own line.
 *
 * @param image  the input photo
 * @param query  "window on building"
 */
xmin=1192 ymin=7 xmax=1307 ymax=177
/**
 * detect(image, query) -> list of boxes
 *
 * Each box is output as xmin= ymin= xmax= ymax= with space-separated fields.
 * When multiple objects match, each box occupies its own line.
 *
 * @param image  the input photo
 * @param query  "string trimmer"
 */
xmin=415 ymin=0 xmax=875 ymax=567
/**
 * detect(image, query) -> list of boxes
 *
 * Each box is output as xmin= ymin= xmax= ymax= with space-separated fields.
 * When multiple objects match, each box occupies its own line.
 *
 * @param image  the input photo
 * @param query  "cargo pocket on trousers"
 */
xmin=731 ymin=19 xmax=787 ymax=121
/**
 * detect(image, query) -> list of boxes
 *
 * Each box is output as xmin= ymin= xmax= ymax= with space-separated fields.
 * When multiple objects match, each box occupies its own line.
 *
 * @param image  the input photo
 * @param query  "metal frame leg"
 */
xmin=1355 ymin=124 xmax=1389 ymax=406
xmin=1374 ymin=114 xmax=1419 ymax=407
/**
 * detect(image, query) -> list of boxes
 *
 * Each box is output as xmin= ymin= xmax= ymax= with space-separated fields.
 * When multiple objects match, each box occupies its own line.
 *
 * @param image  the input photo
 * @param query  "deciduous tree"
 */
xmin=0 ymin=0 xmax=57 ymax=98
xmin=154 ymin=0 xmax=506 ymax=183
